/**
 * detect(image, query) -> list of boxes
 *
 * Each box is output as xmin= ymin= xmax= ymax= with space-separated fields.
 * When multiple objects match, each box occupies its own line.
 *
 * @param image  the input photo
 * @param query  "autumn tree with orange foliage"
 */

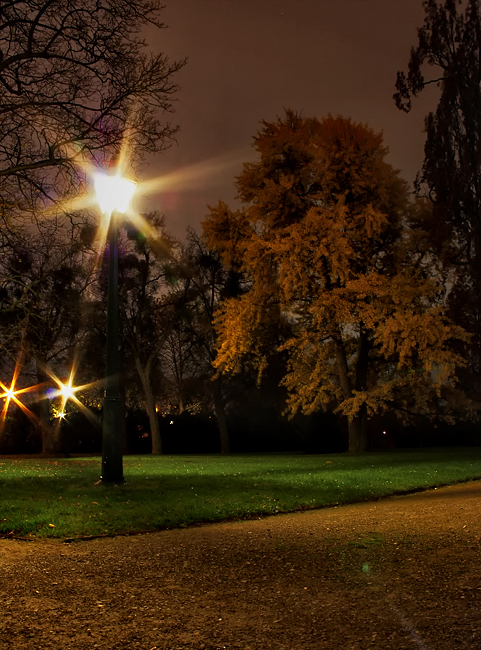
xmin=203 ymin=111 xmax=468 ymax=453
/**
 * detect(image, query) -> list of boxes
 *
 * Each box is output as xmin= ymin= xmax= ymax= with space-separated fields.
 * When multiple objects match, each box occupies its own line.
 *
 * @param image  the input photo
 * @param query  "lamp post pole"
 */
xmin=102 ymin=209 xmax=123 ymax=482
xmin=94 ymin=168 xmax=136 ymax=483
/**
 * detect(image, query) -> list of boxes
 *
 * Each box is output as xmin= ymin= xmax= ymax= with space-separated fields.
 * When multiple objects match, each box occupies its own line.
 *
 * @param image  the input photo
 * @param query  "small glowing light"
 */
xmin=382 ymin=430 xmax=387 ymax=435
xmin=0 ymin=357 xmax=44 ymax=432
xmin=58 ymin=412 xmax=66 ymax=419
xmin=93 ymin=172 xmax=137 ymax=215
xmin=170 ymin=420 xmax=174 ymax=425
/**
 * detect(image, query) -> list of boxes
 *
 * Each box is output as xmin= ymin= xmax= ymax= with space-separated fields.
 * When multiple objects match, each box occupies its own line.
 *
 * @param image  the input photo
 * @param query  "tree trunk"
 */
xmin=348 ymin=403 xmax=368 ymax=453
xmin=36 ymin=358 xmax=58 ymax=455
xmin=212 ymin=376 xmax=230 ymax=453
xmin=336 ymin=329 xmax=371 ymax=454
xmin=351 ymin=330 xmax=371 ymax=452
xmin=135 ymin=358 xmax=162 ymax=454
xmin=334 ymin=335 xmax=353 ymax=400
xmin=120 ymin=383 xmax=128 ymax=455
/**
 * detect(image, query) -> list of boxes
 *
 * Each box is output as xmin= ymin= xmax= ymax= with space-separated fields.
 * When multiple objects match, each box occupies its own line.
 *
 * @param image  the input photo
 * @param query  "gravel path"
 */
xmin=1 ymin=480 xmax=481 ymax=649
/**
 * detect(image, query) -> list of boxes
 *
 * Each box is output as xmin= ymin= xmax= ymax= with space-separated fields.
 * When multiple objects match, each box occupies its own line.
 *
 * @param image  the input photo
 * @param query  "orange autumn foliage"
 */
xmin=203 ymin=111 xmax=468 ymax=452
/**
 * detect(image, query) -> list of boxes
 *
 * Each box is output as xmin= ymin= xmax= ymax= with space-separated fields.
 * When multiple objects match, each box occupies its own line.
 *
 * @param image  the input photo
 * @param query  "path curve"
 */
xmin=1 ymin=481 xmax=481 ymax=649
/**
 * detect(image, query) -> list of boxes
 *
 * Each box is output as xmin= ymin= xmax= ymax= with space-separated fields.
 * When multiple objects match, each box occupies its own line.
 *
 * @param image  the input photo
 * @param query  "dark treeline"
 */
xmin=1 ymin=0 xmax=481 ymax=455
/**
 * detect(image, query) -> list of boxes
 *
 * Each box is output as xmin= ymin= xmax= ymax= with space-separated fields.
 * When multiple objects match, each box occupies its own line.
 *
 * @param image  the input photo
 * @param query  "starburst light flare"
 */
xmin=60 ymin=384 xmax=75 ymax=400
xmin=93 ymin=173 xmax=137 ymax=215
xmin=138 ymin=147 xmax=251 ymax=195
xmin=0 ymin=355 xmax=44 ymax=432
xmin=47 ymin=362 xmax=104 ymax=426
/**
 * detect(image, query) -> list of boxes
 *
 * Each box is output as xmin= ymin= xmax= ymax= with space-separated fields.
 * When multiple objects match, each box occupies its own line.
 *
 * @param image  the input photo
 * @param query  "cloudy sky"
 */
xmin=139 ymin=0 xmax=439 ymax=238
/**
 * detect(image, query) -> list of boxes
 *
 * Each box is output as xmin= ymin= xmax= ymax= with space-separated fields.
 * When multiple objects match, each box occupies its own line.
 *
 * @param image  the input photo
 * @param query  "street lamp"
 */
xmin=94 ymin=169 xmax=137 ymax=482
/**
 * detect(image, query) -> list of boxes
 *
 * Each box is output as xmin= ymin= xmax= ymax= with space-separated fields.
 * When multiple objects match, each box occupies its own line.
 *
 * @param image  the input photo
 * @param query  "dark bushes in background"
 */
xmin=1 ymin=404 xmax=479 ymax=456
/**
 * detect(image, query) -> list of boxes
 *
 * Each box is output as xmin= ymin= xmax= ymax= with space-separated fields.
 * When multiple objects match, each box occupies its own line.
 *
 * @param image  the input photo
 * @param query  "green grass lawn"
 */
xmin=1 ymin=448 xmax=480 ymax=539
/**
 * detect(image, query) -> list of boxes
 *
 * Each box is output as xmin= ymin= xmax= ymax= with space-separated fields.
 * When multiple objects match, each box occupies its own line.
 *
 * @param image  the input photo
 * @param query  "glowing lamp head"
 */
xmin=58 ymin=412 xmax=66 ymax=419
xmin=5 ymin=388 xmax=15 ymax=399
xmin=93 ymin=172 xmax=137 ymax=215
xmin=60 ymin=384 xmax=74 ymax=400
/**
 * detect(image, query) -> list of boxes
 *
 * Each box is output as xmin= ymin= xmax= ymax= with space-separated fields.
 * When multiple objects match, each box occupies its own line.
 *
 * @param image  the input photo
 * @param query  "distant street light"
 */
xmin=93 ymin=168 xmax=137 ymax=482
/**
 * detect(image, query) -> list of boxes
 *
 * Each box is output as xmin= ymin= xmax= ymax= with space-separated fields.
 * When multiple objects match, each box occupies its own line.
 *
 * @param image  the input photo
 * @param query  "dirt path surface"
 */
xmin=1 ymin=481 xmax=481 ymax=650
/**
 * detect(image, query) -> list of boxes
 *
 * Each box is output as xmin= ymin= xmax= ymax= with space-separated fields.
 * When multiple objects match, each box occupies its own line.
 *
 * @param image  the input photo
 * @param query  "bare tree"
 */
xmin=0 ymin=1 xmax=185 ymax=450
xmin=0 ymin=215 xmax=98 ymax=451
xmin=0 ymin=0 xmax=185 ymax=231
xmin=177 ymin=229 xmax=246 ymax=453
xmin=116 ymin=214 xmax=182 ymax=454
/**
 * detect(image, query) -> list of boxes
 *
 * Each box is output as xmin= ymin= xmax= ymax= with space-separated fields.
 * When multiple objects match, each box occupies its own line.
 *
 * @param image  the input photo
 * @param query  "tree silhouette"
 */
xmin=395 ymin=0 xmax=481 ymax=407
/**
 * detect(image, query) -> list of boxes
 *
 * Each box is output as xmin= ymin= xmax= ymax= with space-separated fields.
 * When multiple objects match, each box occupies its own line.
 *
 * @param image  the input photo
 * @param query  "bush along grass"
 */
xmin=0 ymin=448 xmax=480 ymax=539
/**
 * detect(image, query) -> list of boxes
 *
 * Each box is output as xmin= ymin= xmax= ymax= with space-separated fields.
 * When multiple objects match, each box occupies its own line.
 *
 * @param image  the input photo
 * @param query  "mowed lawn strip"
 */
xmin=0 ymin=448 xmax=480 ymax=539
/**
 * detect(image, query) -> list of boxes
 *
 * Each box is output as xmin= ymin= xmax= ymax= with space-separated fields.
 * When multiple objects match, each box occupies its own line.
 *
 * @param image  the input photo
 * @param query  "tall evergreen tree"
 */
xmin=395 ymin=0 xmax=481 ymax=396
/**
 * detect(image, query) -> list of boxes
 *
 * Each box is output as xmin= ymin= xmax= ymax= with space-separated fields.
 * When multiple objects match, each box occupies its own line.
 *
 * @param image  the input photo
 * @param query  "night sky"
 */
xmin=139 ymin=0 xmax=438 ymax=238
